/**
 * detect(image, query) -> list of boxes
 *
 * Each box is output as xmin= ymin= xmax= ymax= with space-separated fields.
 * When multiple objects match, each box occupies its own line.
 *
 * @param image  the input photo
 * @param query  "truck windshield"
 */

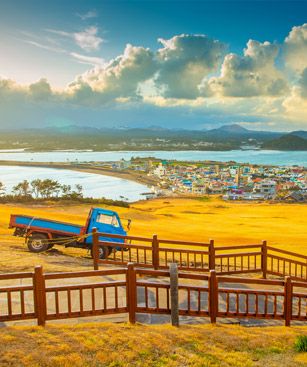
xmin=96 ymin=214 xmax=119 ymax=227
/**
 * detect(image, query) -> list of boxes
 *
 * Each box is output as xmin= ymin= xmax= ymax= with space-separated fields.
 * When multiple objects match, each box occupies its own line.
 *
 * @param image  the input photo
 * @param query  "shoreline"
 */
xmin=0 ymin=160 xmax=158 ymax=188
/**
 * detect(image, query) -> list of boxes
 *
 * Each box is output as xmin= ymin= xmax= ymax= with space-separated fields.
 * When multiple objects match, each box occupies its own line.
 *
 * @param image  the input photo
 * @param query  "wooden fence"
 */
xmin=93 ymin=231 xmax=307 ymax=280
xmin=1 ymin=264 xmax=307 ymax=327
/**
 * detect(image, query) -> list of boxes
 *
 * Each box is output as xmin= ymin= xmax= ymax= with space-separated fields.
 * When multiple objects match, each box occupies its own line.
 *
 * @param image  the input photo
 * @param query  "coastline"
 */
xmin=0 ymin=161 xmax=158 ymax=188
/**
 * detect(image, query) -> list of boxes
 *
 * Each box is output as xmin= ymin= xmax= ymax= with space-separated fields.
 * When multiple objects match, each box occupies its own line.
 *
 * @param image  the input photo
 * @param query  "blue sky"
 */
xmin=0 ymin=0 xmax=306 ymax=131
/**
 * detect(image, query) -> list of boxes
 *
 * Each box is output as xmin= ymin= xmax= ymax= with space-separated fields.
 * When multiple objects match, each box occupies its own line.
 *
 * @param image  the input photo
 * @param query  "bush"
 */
xmin=294 ymin=335 xmax=307 ymax=352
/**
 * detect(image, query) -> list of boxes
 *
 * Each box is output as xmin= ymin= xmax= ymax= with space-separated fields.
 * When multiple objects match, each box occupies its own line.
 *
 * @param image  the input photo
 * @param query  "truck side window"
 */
xmin=97 ymin=214 xmax=119 ymax=227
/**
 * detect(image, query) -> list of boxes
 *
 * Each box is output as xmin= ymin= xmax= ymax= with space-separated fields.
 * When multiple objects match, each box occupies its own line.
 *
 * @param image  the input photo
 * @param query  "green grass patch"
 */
xmin=295 ymin=335 xmax=307 ymax=352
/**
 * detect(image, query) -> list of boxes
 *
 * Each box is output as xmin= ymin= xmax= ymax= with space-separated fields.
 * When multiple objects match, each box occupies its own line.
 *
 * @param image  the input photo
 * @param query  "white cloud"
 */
xmin=284 ymin=23 xmax=307 ymax=73
xmin=29 ymin=78 xmax=52 ymax=100
xmin=282 ymin=86 xmax=307 ymax=122
xmin=76 ymin=10 xmax=98 ymax=21
xmin=155 ymin=34 xmax=226 ymax=99
xmin=74 ymin=26 xmax=103 ymax=52
xmin=299 ymin=68 xmax=307 ymax=98
xmin=200 ymin=40 xmax=288 ymax=97
xmin=2 ymin=27 xmax=307 ymax=129
xmin=47 ymin=26 xmax=103 ymax=52
xmin=67 ymin=44 xmax=156 ymax=104
xmin=70 ymin=52 xmax=105 ymax=66
xmin=24 ymin=39 xmax=65 ymax=54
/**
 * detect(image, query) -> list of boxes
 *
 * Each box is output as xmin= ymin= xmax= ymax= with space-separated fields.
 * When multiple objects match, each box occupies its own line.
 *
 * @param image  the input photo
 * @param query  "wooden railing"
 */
xmin=1 ymin=264 xmax=306 ymax=327
xmin=266 ymin=246 xmax=307 ymax=281
xmin=93 ymin=231 xmax=307 ymax=281
xmin=92 ymin=230 xmax=212 ymax=273
xmin=0 ymin=271 xmax=35 ymax=322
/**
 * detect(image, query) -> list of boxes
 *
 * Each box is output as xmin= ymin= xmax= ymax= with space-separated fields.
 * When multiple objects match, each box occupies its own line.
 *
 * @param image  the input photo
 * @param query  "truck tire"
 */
xmin=27 ymin=234 xmax=50 ymax=253
xmin=91 ymin=245 xmax=110 ymax=259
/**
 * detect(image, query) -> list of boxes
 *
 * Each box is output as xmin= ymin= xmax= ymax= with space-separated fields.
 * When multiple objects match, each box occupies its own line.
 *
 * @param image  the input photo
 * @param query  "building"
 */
xmin=153 ymin=163 xmax=167 ymax=178
xmin=253 ymin=180 xmax=277 ymax=198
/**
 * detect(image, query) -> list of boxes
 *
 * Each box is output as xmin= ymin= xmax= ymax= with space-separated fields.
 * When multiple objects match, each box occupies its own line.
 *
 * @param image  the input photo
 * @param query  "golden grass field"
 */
xmin=1 ymin=323 xmax=307 ymax=366
xmin=0 ymin=198 xmax=306 ymax=367
xmin=0 ymin=196 xmax=306 ymax=273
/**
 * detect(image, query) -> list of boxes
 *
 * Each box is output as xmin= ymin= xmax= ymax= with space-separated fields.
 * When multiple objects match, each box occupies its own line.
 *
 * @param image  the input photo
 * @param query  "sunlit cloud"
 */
xmin=23 ymin=40 xmax=66 ymax=54
xmin=1 ymin=24 xmax=307 ymax=130
xmin=70 ymin=52 xmax=105 ymax=66
xmin=47 ymin=26 xmax=104 ymax=52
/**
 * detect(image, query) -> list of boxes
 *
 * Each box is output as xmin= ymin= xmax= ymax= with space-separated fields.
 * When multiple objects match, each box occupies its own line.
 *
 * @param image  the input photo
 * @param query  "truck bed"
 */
xmin=10 ymin=215 xmax=84 ymax=237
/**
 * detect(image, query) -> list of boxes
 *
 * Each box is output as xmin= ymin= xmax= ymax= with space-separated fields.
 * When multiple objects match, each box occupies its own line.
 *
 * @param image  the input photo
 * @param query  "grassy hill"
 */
xmin=0 ymin=196 xmax=306 ymax=272
xmin=0 ymin=198 xmax=307 ymax=367
xmin=263 ymin=134 xmax=307 ymax=150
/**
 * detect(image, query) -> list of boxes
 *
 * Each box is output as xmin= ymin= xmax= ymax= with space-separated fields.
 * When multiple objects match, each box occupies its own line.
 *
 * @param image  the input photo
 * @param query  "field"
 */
xmin=0 ymin=198 xmax=307 ymax=367
xmin=0 ymin=197 xmax=306 ymax=273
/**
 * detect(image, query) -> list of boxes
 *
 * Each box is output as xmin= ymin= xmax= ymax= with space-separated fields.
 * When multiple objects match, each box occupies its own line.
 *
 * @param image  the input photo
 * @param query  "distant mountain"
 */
xmin=290 ymin=131 xmax=307 ymax=139
xmin=263 ymin=134 xmax=307 ymax=150
xmin=1 ymin=124 xmax=307 ymax=151
xmin=209 ymin=124 xmax=250 ymax=134
xmin=201 ymin=124 xmax=282 ymax=141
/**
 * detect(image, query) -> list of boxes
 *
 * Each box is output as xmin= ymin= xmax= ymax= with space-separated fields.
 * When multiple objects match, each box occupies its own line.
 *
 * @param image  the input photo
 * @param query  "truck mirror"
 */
xmin=127 ymin=219 xmax=131 ymax=231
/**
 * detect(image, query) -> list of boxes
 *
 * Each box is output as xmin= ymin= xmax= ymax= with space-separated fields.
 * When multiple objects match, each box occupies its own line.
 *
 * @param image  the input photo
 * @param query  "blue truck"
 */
xmin=9 ymin=208 xmax=130 ymax=259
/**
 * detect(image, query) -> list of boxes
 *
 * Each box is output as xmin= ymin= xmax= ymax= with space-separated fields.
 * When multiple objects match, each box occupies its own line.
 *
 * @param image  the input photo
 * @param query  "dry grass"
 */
xmin=0 ymin=197 xmax=306 ymax=273
xmin=0 ymin=199 xmax=306 ymax=366
xmin=1 ymin=323 xmax=307 ymax=366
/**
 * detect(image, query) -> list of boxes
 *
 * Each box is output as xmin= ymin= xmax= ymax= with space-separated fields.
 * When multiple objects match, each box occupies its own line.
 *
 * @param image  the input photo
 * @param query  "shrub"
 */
xmin=294 ymin=335 xmax=307 ymax=352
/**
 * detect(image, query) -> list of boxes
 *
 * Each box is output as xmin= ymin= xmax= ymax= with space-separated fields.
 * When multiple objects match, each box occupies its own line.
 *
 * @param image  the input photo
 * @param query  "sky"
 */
xmin=0 ymin=0 xmax=306 ymax=131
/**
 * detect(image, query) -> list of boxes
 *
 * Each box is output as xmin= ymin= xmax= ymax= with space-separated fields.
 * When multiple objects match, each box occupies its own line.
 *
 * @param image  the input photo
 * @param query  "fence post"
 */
xmin=208 ymin=239 xmax=215 ymax=271
xmin=33 ymin=266 xmax=46 ymax=326
xmin=169 ymin=263 xmax=179 ymax=327
xmin=261 ymin=240 xmax=267 ymax=279
xmin=92 ymin=227 xmax=99 ymax=270
xmin=284 ymin=276 xmax=292 ymax=327
xmin=152 ymin=234 xmax=159 ymax=270
xmin=127 ymin=263 xmax=136 ymax=324
xmin=208 ymin=269 xmax=218 ymax=324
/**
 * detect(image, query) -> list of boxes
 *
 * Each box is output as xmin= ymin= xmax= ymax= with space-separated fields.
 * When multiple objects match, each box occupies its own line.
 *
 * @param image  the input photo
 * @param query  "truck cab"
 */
xmin=85 ymin=208 xmax=127 ymax=258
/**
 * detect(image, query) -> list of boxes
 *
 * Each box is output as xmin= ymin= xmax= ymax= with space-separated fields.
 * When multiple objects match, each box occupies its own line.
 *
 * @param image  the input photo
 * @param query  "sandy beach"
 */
xmin=0 ymin=160 xmax=159 ymax=188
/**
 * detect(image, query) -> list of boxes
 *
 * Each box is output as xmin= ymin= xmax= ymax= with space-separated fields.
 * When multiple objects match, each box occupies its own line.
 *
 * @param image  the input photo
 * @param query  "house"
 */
xmin=119 ymin=159 xmax=131 ymax=170
xmin=253 ymin=180 xmax=277 ymax=198
xmin=153 ymin=163 xmax=166 ymax=178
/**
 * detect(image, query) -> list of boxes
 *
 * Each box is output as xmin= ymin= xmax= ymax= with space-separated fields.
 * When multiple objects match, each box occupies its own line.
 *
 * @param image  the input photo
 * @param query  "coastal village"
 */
xmin=105 ymin=158 xmax=307 ymax=202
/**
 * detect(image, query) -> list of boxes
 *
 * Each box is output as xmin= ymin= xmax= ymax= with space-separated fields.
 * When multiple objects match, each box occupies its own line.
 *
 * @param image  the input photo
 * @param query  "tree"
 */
xmin=31 ymin=179 xmax=43 ymax=198
xmin=12 ymin=180 xmax=31 ymax=197
xmin=61 ymin=184 xmax=83 ymax=199
xmin=74 ymin=184 xmax=83 ymax=198
xmin=0 ymin=182 xmax=5 ymax=196
xmin=61 ymin=184 xmax=72 ymax=198
xmin=39 ymin=179 xmax=61 ymax=198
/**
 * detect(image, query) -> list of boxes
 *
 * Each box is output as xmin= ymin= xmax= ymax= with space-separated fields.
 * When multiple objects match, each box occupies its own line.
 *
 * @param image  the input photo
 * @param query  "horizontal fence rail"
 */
xmin=1 ymin=264 xmax=307 ymax=327
xmin=93 ymin=231 xmax=307 ymax=281
xmin=92 ymin=230 xmax=212 ymax=272
xmin=0 ymin=272 xmax=35 ymax=322
xmin=266 ymin=246 xmax=307 ymax=281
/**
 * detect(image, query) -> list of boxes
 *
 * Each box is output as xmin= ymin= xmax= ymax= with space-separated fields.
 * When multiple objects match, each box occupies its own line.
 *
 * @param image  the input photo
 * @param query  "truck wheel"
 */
xmin=27 ymin=234 xmax=49 ymax=253
xmin=91 ymin=246 xmax=109 ymax=259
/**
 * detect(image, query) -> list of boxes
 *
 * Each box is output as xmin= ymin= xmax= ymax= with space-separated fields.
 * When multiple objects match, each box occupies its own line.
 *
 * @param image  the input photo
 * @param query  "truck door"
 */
xmin=86 ymin=208 xmax=126 ymax=245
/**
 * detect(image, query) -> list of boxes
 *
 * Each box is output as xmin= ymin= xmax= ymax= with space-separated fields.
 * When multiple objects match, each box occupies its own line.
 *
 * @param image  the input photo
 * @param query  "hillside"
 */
xmin=263 ymin=134 xmax=307 ymax=150
xmin=0 ymin=198 xmax=307 ymax=366
xmin=0 ymin=125 xmax=302 ymax=151
xmin=0 ymin=197 xmax=307 ymax=273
